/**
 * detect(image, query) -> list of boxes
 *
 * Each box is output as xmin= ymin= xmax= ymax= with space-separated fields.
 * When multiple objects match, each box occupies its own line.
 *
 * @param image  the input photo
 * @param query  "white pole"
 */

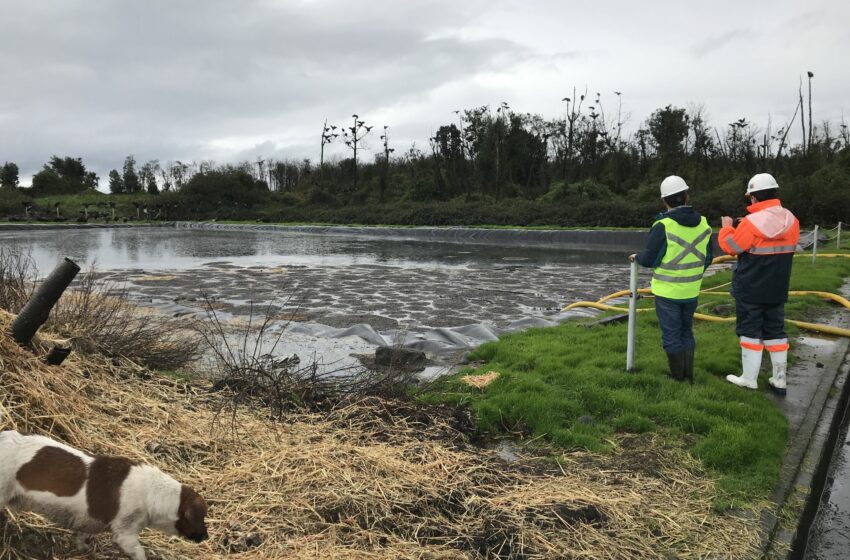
xmin=812 ymin=225 xmax=819 ymax=264
xmin=837 ymin=222 xmax=842 ymax=250
xmin=626 ymin=260 xmax=638 ymax=372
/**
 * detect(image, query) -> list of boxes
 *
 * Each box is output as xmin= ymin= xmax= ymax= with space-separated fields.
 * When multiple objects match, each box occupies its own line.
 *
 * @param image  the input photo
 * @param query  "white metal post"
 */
xmin=626 ymin=260 xmax=638 ymax=372
xmin=837 ymin=222 xmax=842 ymax=250
xmin=812 ymin=225 xmax=819 ymax=264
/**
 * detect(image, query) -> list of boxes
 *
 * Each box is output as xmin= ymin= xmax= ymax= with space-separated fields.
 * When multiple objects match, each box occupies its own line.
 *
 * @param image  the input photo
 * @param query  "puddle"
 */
xmin=797 ymin=336 xmax=842 ymax=349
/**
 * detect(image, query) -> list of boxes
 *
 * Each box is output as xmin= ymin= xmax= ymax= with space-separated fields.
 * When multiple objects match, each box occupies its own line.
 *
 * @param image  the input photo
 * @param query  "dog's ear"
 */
xmin=176 ymin=485 xmax=208 ymax=542
xmin=179 ymin=485 xmax=203 ymax=520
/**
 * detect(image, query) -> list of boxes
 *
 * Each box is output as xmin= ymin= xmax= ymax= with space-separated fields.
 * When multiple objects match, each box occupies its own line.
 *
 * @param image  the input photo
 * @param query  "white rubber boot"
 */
xmin=726 ymin=337 xmax=763 ymax=389
xmin=765 ymin=339 xmax=789 ymax=396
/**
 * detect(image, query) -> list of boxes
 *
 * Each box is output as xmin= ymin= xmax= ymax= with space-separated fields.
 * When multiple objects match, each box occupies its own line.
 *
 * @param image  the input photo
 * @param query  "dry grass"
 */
xmin=459 ymin=371 xmax=500 ymax=390
xmin=0 ymin=248 xmax=200 ymax=371
xmin=0 ymin=309 xmax=763 ymax=559
xmin=0 ymin=248 xmax=33 ymax=314
xmin=46 ymin=269 xmax=202 ymax=371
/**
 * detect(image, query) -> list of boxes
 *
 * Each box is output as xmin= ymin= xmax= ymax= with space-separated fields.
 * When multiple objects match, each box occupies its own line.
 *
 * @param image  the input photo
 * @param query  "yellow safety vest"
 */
xmin=650 ymin=216 xmax=711 ymax=300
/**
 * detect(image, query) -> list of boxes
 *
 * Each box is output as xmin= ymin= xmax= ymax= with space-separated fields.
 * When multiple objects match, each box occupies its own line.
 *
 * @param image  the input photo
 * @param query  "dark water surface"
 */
xmin=1 ymin=227 xmax=644 ymax=365
xmin=0 ymin=227 xmax=631 ymax=272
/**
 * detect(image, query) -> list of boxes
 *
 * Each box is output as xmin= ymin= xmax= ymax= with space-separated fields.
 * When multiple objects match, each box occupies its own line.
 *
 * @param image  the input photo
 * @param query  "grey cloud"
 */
xmin=0 ymin=0 xmax=524 ymax=180
xmin=689 ymin=29 xmax=750 ymax=58
xmin=2 ymin=0 xmax=849 ymax=186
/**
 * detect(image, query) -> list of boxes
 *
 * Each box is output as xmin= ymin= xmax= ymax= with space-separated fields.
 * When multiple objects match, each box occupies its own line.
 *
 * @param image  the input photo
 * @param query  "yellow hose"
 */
xmin=711 ymin=255 xmax=737 ymax=264
xmin=790 ymin=291 xmax=850 ymax=308
xmin=563 ymin=301 xmax=650 ymax=313
xmin=568 ymin=250 xmax=850 ymax=334
xmin=563 ymin=298 xmax=850 ymax=337
xmin=787 ymin=320 xmax=850 ymax=337
xmin=711 ymin=253 xmax=850 ymax=266
xmin=563 ymin=276 xmax=850 ymax=336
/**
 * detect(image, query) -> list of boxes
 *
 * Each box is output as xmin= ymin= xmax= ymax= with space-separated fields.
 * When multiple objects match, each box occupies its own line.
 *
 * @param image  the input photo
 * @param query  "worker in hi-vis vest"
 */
xmin=629 ymin=176 xmax=712 ymax=382
xmin=719 ymin=173 xmax=800 ymax=395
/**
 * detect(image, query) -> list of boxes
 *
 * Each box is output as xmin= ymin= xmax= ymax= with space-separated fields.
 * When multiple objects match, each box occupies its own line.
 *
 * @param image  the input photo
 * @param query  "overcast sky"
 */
xmin=2 ymin=0 xmax=848 ymax=187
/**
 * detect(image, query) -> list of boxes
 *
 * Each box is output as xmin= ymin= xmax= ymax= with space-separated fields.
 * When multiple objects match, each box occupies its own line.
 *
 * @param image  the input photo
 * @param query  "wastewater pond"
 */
xmin=0 ymin=227 xmax=646 ymax=368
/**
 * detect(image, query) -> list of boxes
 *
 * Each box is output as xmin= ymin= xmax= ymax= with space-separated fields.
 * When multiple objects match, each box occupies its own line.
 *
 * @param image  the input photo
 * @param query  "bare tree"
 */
xmin=378 ymin=126 xmax=395 ymax=202
xmin=774 ymin=99 xmax=801 ymax=168
xmin=158 ymin=162 xmax=173 ymax=192
xmin=807 ymin=71 xmax=814 ymax=150
xmin=494 ymin=101 xmax=511 ymax=199
xmin=560 ymin=87 xmax=586 ymax=180
xmin=840 ymin=111 xmax=850 ymax=148
xmin=451 ymin=109 xmax=473 ymax=199
xmin=319 ymin=120 xmax=339 ymax=179
xmin=342 ymin=114 xmax=373 ymax=191
xmin=798 ymin=78 xmax=800 ymax=155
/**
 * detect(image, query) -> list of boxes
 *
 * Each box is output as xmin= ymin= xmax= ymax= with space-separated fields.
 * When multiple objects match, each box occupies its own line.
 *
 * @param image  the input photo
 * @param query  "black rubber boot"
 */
xmin=666 ymin=352 xmax=686 ymax=382
xmin=683 ymin=348 xmax=695 ymax=385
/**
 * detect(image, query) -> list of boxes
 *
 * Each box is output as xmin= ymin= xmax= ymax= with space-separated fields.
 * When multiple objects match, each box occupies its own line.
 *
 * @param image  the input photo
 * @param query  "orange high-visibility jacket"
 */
xmin=718 ymin=199 xmax=800 ymax=304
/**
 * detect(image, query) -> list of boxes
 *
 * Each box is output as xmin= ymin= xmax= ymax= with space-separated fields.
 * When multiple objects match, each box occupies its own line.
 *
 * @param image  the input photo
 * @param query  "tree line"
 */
xmin=3 ymin=76 xmax=849 ymax=226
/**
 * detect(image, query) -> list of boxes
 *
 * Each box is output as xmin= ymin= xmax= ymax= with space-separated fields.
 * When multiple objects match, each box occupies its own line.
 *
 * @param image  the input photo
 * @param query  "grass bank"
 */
xmin=10 ymin=191 xmax=661 ymax=227
xmin=422 ymin=253 xmax=850 ymax=509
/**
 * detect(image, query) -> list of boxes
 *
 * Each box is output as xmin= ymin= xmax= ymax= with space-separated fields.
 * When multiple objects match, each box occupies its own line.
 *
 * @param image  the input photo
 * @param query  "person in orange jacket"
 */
xmin=718 ymin=173 xmax=800 ymax=395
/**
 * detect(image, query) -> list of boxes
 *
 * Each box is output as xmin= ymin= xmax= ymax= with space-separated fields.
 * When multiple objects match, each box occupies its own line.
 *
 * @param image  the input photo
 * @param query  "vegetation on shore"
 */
xmin=0 ymin=265 xmax=764 ymax=559
xmin=422 ymin=253 xmax=850 ymax=509
xmin=3 ymin=92 xmax=850 ymax=227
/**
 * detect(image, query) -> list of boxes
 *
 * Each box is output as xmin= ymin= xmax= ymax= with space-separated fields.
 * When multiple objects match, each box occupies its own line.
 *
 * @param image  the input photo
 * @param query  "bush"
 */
xmin=541 ymin=180 xmax=614 ymax=203
xmin=307 ymin=187 xmax=341 ymax=207
xmin=0 ymin=187 xmax=33 ymax=217
xmin=182 ymin=168 xmax=270 ymax=208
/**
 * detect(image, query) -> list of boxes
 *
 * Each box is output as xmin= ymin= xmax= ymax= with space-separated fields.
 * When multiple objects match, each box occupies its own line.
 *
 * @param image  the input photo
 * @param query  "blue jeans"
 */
xmin=654 ymin=296 xmax=698 ymax=354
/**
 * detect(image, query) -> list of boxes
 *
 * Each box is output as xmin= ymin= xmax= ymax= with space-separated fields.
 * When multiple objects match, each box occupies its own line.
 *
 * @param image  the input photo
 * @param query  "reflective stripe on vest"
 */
xmin=651 ymin=216 xmax=712 ymax=300
xmin=748 ymin=245 xmax=797 ymax=255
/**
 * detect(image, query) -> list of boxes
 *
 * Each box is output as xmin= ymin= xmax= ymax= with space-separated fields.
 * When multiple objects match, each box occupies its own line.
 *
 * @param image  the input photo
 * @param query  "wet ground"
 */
xmin=803 ymin=410 xmax=850 ymax=559
xmin=801 ymin=339 xmax=850 ymax=560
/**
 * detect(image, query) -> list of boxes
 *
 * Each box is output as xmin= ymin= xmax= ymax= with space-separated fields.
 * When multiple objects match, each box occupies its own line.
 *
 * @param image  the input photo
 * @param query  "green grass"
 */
xmin=422 ymin=253 xmax=850 ymax=507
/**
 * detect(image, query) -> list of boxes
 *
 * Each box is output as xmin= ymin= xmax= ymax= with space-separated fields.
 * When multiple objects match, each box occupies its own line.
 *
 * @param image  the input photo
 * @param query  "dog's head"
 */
xmin=176 ymin=485 xmax=209 ymax=543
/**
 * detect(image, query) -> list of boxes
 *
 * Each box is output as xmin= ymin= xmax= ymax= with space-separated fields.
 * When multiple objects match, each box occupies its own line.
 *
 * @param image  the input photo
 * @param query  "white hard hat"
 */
xmin=746 ymin=173 xmax=779 ymax=195
xmin=660 ymin=175 xmax=689 ymax=198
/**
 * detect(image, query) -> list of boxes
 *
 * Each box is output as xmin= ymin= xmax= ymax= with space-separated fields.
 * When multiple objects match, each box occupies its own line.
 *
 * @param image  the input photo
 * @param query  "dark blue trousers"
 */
xmin=654 ymin=296 xmax=698 ymax=354
xmin=735 ymin=298 xmax=786 ymax=340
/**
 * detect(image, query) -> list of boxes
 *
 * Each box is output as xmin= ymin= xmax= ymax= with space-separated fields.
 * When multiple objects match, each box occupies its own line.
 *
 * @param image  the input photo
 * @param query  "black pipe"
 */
xmin=9 ymin=258 xmax=80 ymax=346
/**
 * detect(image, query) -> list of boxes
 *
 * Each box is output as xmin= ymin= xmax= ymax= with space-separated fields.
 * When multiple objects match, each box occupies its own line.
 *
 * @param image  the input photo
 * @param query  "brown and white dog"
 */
xmin=0 ymin=412 xmax=208 ymax=560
